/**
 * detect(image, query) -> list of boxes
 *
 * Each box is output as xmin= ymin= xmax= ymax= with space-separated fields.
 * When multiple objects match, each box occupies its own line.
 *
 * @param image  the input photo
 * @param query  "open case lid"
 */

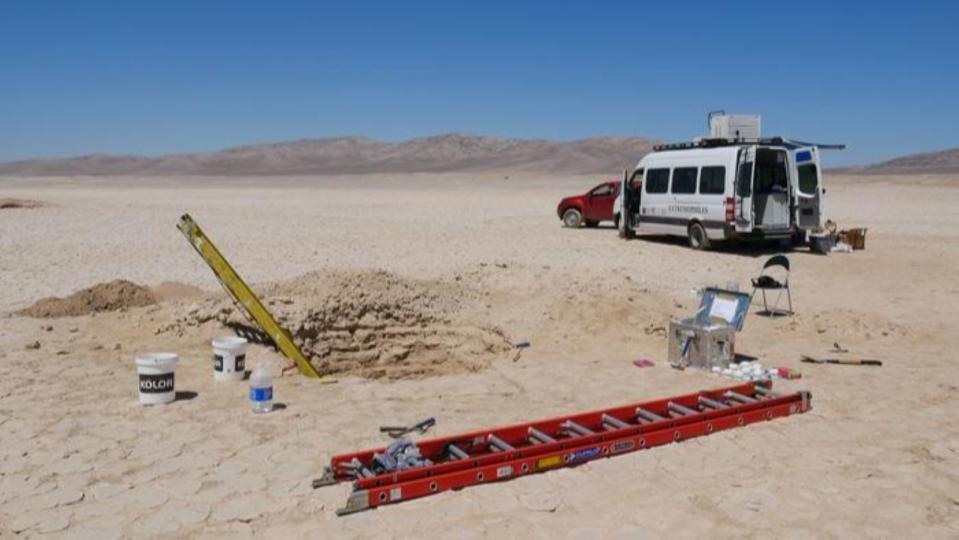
xmin=694 ymin=287 xmax=751 ymax=331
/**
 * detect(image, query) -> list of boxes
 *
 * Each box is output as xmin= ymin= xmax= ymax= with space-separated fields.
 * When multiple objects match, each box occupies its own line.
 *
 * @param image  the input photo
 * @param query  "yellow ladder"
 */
xmin=177 ymin=213 xmax=333 ymax=382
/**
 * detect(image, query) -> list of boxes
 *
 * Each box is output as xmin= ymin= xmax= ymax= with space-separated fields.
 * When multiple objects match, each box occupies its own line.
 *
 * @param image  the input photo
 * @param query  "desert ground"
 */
xmin=0 ymin=173 xmax=957 ymax=538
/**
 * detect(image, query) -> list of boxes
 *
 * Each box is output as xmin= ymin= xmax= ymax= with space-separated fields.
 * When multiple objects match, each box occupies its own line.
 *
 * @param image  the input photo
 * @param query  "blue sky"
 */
xmin=1 ymin=1 xmax=956 ymax=166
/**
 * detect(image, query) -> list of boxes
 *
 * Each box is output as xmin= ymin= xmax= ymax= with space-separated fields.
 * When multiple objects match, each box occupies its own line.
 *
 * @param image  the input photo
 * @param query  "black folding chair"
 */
xmin=751 ymin=254 xmax=792 ymax=315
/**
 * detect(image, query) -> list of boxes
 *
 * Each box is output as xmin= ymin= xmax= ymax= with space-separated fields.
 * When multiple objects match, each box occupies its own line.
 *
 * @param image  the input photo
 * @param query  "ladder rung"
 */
xmin=528 ymin=427 xmax=556 ymax=444
xmin=602 ymin=414 xmax=630 ymax=430
xmin=345 ymin=460 xmax=375 ymax=478
xmin=562 ymin=420 xmax=594 ymax=437
xmin=668 ymin=401 xmax=699 ymax=416
xmin=488 ymin=434 xmax=514 ymax=452
xmin=699 ymin=396 xmax=729 ymax=409
xmin=754 ymin=386 xmax=780 ymax=398
xmin=636 ymin=407 xmax=665 ymax=423
xmin=447 ymin=444 xmax=469 ymax=460
xmin=725 ymin=391 xmax=758 ymax=403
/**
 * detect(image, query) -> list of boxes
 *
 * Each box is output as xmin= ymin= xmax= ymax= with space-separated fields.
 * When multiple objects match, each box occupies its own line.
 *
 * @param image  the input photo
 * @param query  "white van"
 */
xmin=616 ymin=138 xmax=839 ymax=249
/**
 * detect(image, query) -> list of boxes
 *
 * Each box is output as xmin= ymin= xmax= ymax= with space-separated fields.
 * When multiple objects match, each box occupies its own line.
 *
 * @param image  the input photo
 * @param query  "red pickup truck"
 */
xmin=556 ymin=181 xmax=621 ymax=228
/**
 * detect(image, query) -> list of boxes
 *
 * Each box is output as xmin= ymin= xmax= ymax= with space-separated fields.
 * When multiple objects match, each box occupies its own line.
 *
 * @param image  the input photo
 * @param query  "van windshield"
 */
xmin=798 ymin=164 xmax=818 ymax=194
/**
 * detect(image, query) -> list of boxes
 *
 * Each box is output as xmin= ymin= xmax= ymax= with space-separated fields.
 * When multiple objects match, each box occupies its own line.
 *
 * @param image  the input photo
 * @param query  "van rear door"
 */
xmin=734 ymin=146 xmax=755 ymax=233
xmin=793 ymin=147 xmax=823 ymax=228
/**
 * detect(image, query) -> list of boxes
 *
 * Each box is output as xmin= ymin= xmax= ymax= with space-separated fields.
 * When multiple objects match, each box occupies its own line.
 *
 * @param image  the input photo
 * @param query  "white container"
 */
xmin=135 ymin=353 xmax=178 ymax=405
xmin=212 ymin=336 xmax=248 ymax=382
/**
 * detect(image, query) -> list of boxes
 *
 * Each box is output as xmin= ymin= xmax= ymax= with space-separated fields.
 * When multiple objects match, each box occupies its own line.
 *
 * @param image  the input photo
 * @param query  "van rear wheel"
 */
xmin=688 ymin=222 xmax=711 ymax=250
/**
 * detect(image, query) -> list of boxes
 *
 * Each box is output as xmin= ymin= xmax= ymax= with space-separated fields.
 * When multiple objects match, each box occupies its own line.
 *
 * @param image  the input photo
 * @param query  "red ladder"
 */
xmin=314 ymin=381 xmax=811 ymax=515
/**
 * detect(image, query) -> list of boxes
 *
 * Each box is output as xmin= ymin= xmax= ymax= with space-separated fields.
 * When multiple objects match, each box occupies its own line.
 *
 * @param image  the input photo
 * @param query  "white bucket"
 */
xmin=135 ymin=352 xmax=178 ymax=405
xmin=212 ymin=336 xmax=248 ymax=382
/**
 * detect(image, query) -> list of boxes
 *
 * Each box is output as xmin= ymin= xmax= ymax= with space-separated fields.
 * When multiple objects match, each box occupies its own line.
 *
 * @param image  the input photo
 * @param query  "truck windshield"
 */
xmin=798 ymin=164 xmax=818 ymax=194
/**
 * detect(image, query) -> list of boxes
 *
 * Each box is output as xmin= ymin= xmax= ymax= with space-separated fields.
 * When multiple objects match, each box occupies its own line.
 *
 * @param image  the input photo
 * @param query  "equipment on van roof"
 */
xmin=314 ymin=381 xmax=811 ymax=515
xmin=653 ymin=136 xmax=846 ymax=152
xmin=708 ymin=111 xmax=761 ymax=139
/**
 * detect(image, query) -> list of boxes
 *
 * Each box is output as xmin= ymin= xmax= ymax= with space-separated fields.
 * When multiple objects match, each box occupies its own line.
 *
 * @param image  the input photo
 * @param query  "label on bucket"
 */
xmin=140 ymin=373 xmax=175 ymax=394
xmin=214 ymin=354 xmax=246 ymax=372
xmin=250 ymin=387 xmax=273 ymax=402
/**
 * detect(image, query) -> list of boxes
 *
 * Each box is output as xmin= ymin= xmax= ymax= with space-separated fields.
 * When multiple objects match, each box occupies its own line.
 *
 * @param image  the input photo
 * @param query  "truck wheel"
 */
xmin=688 ymin=222 xmax=711 ymax=250
xmin=613 ymin=213 xmax=621 ymax=230
xmin=562 ymin=208 xmax=583 ymax=228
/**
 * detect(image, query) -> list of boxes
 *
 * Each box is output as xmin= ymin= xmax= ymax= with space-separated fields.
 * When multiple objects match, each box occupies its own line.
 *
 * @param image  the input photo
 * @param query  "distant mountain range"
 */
xmin=0 ymin=134 xmax=955 ymax=176
xmin=0 ymin=134 xmax=660 ymax=176
xmin=839 ymin=147 xmax=959 ymax=175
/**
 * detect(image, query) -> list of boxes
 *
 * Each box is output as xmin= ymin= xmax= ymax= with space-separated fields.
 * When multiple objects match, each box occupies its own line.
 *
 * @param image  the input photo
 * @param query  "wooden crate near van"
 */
xmin=838 ymin=228 xmax=868 ymax=250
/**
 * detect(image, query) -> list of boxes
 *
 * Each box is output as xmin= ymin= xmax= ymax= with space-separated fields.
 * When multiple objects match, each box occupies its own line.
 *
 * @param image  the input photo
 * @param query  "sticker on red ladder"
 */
xmin=496 ymin=466 xmax=513 ymax=479
xmin=390 ymin=488 xmax=402 ymax=501
xmin=536 ymin=455 xmax=563 ymax=470
xmin=569 ymin=447 xmax=600 ymax=463
xmin=610 ymin=440 xmax=636 ymax=454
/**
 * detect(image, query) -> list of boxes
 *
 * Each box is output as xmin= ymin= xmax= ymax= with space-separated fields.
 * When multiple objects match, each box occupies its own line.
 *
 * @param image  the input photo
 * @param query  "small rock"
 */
xmin=26 ymin=341 xmax=41 ymax=350
xmin=56 ymin=350 xmax=69 ymax=356
xmin=113 ymin=343 xmax=122 ymax=351
xmin=44 ymin=325 xmax=54 ymax=332
xmin=69 ymin=327 xmax=79 ymax=333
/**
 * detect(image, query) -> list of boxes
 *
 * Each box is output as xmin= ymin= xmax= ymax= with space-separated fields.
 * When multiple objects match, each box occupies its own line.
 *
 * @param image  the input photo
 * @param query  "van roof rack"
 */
xmin=653 ymin=137 xmax=845 ymax=152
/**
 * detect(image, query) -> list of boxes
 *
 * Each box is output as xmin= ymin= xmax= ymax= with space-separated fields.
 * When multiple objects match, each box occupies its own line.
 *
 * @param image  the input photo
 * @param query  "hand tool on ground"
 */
xmin=830 ymin=342 xmax=849 ymax=353
xmin=314 ymin=381 xmax=811 ymax=515
xmin=801 ymin=355 xmax=882 ymax=366
xmin=379 ymin=417 xmax=437 ymax=439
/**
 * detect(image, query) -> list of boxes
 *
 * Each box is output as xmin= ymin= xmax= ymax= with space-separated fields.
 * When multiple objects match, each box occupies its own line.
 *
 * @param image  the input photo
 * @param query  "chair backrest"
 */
xmin=763 ymin=254 xmax=790 ymax=272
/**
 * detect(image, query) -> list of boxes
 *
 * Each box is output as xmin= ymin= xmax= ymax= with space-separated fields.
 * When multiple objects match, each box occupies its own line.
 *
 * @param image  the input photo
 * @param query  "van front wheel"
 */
xmin=688 ymin=222 xmax=711 ymax=250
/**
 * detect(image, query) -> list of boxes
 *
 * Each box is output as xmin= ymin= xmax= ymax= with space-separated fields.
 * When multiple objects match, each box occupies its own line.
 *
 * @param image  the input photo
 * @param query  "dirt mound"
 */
xmin=160 ymin=270 xmax=512 ymax=380
xmin=0 ymin=198 xmax=43 ymax=209
xmin=19 ymin=280 xmax=157 ymax=318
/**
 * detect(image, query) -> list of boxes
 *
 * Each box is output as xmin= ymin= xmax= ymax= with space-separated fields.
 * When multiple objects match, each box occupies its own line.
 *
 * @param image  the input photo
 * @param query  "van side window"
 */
xmin=700 ymin=166 xmax=725 ymax=195
xmin=671 ymin=167 xmax=697 ymax=194
xmin=645 ymin=169 xmax=669 ymax=194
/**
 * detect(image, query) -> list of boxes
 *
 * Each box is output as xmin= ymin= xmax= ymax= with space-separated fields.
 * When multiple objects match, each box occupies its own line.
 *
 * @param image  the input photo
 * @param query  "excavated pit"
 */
xmin=281 ymin=271 xmax=512 ymax=380
xmin=162 ymin=270 xmax=512 ymax=380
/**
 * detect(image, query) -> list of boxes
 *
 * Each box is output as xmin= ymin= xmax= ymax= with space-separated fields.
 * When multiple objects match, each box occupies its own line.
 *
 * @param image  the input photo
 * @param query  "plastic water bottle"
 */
xmin=249 ymin=363 xmax=273 ymax=414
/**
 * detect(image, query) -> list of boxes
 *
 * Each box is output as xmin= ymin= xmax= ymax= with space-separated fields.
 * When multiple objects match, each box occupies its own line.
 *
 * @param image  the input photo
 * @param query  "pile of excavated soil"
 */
xmin=0 ymin=198 xmax=43 ymax=209
xmin=160 ymin=270 xmax=513 ymax=380
xmin=18 ymin=280 xmax=157 ymax=318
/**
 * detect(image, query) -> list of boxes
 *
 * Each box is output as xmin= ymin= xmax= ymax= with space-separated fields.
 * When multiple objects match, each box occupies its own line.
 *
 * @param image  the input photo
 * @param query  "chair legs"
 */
xmin=756 ymin=287 xmax=792 ymax=316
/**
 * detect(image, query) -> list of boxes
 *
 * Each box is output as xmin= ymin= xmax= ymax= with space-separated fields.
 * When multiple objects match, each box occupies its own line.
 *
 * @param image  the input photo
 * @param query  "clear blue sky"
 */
xmin=2 ymin=1 xmax=956 ymax=165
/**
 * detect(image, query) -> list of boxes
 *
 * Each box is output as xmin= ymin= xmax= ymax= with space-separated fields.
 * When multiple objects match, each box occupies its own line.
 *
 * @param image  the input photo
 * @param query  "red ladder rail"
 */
xmin=315 ymin=382 xmax=811 ymax=515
